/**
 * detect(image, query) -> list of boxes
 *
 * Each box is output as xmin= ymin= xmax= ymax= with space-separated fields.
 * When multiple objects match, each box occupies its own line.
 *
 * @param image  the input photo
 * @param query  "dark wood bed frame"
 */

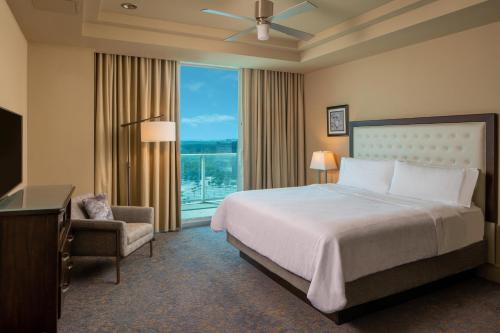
xmin=236 ymin=235 xmax=486 ymax=325
xmin=233 ymin=113 xmax=498 ymax=324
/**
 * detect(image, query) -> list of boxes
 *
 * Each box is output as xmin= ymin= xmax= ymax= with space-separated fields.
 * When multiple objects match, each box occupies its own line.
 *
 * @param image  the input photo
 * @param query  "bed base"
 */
xmin=228 ymin=233 xmax=487 ymax=325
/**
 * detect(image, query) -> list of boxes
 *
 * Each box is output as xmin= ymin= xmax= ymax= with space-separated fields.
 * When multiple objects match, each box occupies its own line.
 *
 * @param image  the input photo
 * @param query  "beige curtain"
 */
xmin=242 ymin=68 xmax=306 ymax=190
xmin=95 ymin=53 xmax=180 ymax=232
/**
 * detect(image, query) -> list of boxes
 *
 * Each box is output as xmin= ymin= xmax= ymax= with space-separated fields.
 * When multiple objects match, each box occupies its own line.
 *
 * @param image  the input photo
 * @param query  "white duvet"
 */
xmin=211 ymin=184 xmax=483 ymax=313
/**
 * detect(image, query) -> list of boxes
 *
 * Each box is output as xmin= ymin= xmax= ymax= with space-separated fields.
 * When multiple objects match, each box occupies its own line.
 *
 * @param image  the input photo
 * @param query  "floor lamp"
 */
xmin=121 ymin=115 xmax=176 ymax=205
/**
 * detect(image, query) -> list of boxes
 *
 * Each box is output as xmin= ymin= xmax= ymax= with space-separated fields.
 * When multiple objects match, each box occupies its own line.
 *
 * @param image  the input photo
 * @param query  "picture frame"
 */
xmin=327 ymin=105 xmax=349 ymax=136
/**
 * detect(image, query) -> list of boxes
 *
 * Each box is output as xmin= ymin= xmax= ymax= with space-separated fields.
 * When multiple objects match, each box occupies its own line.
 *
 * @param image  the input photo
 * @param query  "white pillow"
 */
xmin=458 ymin=168 xmax=479 ymax=208
xmin=337 ymin=158 xmax=395 ymax=194
xmin=389 ymin=161 xmax=465 ymax=206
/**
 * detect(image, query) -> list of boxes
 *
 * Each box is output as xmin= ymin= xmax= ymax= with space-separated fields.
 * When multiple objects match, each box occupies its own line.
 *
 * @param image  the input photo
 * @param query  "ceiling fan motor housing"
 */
xmin=255 ymin=0 xmax=273 ymax=20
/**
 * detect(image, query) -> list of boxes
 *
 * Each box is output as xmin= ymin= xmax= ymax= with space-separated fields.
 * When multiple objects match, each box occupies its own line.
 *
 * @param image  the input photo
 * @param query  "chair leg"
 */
xmin=115 ymin=256 xmax=121 ymax=284
xmin=149 ymin=240 xmax=153 ymax=258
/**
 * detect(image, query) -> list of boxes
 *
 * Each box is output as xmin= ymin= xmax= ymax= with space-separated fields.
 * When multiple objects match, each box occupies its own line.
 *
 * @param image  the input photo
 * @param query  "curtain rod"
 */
xmin=180 ymin=61 xmax=239 ymax=71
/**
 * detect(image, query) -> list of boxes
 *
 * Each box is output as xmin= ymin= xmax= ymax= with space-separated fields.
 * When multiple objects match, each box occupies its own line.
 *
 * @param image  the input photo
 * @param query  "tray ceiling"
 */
xmin=100 ymin=0 xmax=393 ymax=37
xmin=8 ymin=0 xmax=500 ymax=72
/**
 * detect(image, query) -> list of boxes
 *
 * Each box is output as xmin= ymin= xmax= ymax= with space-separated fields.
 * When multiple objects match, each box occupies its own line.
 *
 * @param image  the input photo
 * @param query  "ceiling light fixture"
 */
xmin=256 ymin=21 xmax=270 ymax=41
xmin=121 ymin=3 xmax=137 ymax=10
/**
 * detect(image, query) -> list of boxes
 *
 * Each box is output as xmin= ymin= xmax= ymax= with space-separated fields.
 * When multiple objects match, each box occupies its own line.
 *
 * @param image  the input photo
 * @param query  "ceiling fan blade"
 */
xmin=201 ymin=9 xmax=255 ymax=23
xmin=225 ymin=27 xmax=257 ymax=42
xmin=270 ymin=22 xmax=314 ymax=41
xmin=269 ymin=1 xmax=317 ymax=22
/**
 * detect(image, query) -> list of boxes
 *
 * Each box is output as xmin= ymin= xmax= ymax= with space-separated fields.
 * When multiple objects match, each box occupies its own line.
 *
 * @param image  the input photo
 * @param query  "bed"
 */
xmin=211 ymin=113 xmax=497 ymax=324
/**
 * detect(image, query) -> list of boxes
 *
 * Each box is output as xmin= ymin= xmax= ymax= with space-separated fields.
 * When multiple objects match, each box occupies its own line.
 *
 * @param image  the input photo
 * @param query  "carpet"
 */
xmin=59 ymin=226 xmax=500 ymax=332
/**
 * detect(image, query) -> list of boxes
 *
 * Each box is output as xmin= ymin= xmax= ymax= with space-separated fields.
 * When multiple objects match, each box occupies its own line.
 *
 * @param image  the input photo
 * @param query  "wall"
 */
xmin=306 ymin=21 xmax=500 ymax=182
xmin=0 ymin=0 xmax=28 ymax=193
xmin=305 ymin=21 xmax=500 ymax=271
xmin=28 ymin=43 xmax=94 ymax=195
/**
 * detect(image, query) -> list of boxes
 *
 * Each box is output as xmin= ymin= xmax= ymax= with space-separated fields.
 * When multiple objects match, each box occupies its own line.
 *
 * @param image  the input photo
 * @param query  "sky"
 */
xmin=180 ymin=65 xmax=238 ymax=141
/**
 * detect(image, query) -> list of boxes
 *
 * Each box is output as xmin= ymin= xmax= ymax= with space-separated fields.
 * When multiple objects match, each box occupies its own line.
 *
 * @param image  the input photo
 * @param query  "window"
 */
xmin=180 ymin=65 xmax=239 ymax=222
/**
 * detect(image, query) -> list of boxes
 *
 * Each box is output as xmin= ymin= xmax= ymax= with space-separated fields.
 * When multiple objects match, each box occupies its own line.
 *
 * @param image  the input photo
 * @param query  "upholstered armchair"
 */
xmin=71 ymin=194 xmax=155 ymax=284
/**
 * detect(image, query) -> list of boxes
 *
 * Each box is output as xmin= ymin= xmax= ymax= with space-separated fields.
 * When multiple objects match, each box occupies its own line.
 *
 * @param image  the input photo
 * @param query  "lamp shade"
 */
xmin=310 ymin=151 xmax=337 ymax=171
xmin=141 ymin=121 xmax=176 ymax=142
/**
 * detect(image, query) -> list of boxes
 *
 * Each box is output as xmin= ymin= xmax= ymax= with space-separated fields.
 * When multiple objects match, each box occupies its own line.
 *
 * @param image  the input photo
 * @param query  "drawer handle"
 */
xmin=67 ymin=234 xmax=74 ymax=242
xmin=62 ymin=253 xmax=70 ymax=260
xmin=67 ymin=262 xmax=73 ymax=270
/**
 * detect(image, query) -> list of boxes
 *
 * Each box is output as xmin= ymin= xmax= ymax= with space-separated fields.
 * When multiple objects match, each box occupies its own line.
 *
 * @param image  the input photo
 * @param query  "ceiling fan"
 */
xmin=201 ymin=0 xmax=317 ymax=42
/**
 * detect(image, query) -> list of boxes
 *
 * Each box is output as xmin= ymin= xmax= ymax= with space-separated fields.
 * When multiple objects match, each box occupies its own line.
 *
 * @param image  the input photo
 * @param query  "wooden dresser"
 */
xmin=0 ymin=185 xmax=75 ymax=333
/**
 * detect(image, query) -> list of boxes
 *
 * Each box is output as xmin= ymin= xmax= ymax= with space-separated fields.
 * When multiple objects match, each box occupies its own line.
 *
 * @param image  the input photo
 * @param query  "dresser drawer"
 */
xmin=59 ymin=218 xmax=72 ymax=252
xmin=63 ymin=233 xmax=74 ymax=254
xmin=58 ymin=252 xmax=72 ymax=319
xmin=60 ymin=252 xmax=72 ymax=300
xmin=58 ymin=211 xmax=65 ymax=223
xmin=60 ymin=229 xmax=73 ymax=294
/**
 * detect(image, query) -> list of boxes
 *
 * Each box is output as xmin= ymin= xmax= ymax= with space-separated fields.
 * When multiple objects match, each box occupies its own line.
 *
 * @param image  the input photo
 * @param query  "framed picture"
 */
xmin=327 ymin=105 xmax=349 ymax=136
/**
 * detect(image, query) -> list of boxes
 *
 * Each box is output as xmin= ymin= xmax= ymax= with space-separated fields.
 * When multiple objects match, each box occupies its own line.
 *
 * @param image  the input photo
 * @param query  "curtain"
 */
xmin=95 ymin=53 xmax=180 ymax=232
xmin=241 ymin=68 xmax=306 ymax=190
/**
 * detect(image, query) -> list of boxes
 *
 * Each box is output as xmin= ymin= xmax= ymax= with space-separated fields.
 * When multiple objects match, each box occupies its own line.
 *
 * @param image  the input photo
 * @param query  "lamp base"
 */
xmin=317 ymin=170 xmax=329 ymax=184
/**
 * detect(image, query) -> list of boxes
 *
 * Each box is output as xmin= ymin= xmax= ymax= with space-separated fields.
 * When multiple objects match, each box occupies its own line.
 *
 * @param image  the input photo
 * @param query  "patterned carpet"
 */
xmin=60 ymin=226 xmax=500 ymax=333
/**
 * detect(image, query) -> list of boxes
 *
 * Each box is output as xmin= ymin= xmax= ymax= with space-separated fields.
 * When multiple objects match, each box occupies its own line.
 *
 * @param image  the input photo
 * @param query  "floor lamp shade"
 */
xmin=141 ymin=121 xmax=176 ymax=142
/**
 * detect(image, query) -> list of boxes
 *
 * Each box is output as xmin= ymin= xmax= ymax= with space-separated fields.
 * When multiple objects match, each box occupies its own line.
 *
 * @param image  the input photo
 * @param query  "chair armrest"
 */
xmin=70 ymin=219 xmax=127 ymax=257
xmin=71 ymin=219 xmax=126 ymax=232
xmin=111 ymin=206 xmax=154 ymax=225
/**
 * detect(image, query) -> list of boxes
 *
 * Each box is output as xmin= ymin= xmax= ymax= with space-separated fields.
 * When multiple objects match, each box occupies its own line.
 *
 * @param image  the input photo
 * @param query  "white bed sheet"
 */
xmin=211 ymin=184 xmax=484 ymax=313
xmin=437 ymin=204 xmax=483 ymax=255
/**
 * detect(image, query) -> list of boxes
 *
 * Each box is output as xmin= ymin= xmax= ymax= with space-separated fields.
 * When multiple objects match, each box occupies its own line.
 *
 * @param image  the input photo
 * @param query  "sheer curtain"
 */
xmin=94 ymin=53 xmax=181 ymax=232
xmin=241 ymin=68 xmax=306 ymax=190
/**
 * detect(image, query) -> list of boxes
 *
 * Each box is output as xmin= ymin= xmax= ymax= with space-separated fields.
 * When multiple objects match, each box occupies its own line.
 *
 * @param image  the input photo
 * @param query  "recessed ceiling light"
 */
xmin=121 ymin=3 xmax=137 ymax=10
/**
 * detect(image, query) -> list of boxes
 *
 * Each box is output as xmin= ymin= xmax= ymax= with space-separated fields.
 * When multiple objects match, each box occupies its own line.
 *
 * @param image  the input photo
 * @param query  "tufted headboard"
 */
xmin=349 ymin=114 xmax=497 ymax=223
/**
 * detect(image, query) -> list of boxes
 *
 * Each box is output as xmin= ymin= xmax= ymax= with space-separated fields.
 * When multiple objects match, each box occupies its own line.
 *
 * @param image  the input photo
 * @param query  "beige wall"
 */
xmin=305 ymin=21 xmax=500 ymax=182
xmin=305 ymin=21 xmax=500 ymax=268
xmin=0 ymin=0 xmax=28 ymax=193
xmin=28 ymin=43 xmax=94 ymax=195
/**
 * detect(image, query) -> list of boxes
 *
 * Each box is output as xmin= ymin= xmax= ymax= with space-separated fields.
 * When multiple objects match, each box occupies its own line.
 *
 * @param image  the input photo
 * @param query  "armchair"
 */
xmin=71 ymin=194 xmax=155 ymax=284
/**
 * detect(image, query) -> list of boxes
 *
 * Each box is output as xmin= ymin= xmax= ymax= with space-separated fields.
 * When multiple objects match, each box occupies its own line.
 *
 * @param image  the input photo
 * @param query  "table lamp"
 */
xmin=310 ymin=151 xmax=337 ymax=184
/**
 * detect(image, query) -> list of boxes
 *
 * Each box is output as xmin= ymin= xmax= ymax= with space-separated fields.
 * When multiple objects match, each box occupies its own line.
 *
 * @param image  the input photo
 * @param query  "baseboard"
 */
xmin=181 ymin=219 xmax=211 ymax=229
xmin=477 ymin=263 xmax=500 ymax=283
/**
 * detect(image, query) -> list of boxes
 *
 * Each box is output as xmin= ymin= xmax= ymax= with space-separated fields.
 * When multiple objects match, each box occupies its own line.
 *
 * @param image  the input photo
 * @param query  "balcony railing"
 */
xmin=181 ymin=153 xmax=238 ymax=208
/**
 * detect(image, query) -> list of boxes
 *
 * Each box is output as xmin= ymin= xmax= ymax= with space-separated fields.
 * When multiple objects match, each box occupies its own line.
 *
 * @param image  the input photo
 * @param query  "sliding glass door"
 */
xmin=179 ymin=64 xmax=239 ymax=223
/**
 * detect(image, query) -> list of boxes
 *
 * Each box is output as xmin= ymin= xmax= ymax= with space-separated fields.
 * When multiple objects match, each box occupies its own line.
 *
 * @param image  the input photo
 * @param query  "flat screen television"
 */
xmin=0 ymin=107 xmax=22 ymax=199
